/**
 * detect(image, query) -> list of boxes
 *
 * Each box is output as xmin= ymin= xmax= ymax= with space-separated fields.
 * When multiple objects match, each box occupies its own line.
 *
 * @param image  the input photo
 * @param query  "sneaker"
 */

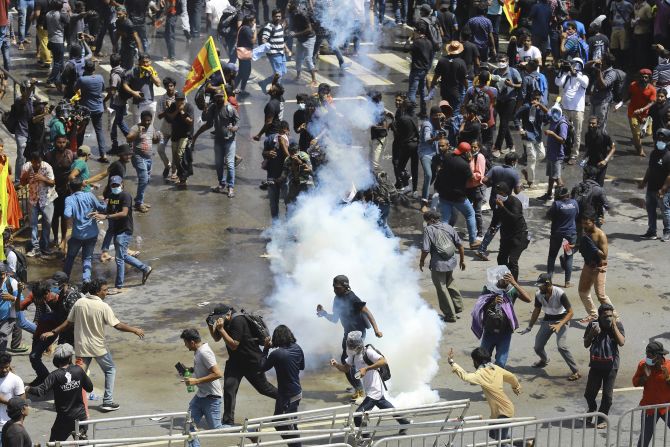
xmin=662 ymin=233 xmax=670 ymax=242
xmin=469 ymin=240 xmax=481 ymax=250
xmin=596 ymin=421 xmax=608 ymax=430
xmin=142 ymin=266 xmax=153 ymax=285
xmin=26 ymin=248 xmax=40 ymax=257
xmin=7 ymin=344 xmax=29 ymax=353
xmin=162 ymin=164 xmax=171 ymax=179
xmin=532 ymin=360 xmax=548 ymax=368
xmin=350 ymin=389 xmax=364 ymax=401
xmin=567 ymin=372 xmax=582 ymax=381
xmin=134 ymin=204 xmax=149 ymax=213
xmin=211 ymin=185 xmax=227 ymax=193
xmin=474 ymin=251 xmax=489 ymax=261
xmin=641 ymin=231 xmax=657 ymax=240
xmin=340 ymin=62 xmax=352 ymax=70
xmin=227 ymin=188 xmax=235 ymax=198
xmin=101 ymin=402 xmax=120 ymax=412
xmin=234 ymin=155 xmax=243 ymax=167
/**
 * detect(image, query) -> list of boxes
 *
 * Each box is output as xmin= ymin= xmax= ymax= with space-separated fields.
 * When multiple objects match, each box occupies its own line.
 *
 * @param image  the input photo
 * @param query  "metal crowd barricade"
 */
xmin=616 ymin=403 xmax=670 ymax=447
xmin=72 ymin=411 xmax=189 ymax=447
xmin=370 ymin=412 xmax=609 ymax=447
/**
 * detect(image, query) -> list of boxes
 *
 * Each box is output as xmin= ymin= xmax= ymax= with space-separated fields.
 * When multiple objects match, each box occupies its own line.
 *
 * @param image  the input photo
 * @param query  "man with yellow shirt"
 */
xmin=448 ymin=347 xmax=521 ymax=444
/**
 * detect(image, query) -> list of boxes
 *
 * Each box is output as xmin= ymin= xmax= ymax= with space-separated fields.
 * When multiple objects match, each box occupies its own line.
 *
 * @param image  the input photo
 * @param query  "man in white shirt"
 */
xmin=555 ymin=57 xmax=589 ymax=164
xmin=205 ymin=0 xmax=229 ymax=31
xmin=40 ymin=279 xmax=145 ymax=412
xmin=517 ymin=34 xmax=542 ymax=67
xmin=330 ymin=331 xmax=409 ymax=434
xmin=0 ymin=353 xmax=25 ymax=433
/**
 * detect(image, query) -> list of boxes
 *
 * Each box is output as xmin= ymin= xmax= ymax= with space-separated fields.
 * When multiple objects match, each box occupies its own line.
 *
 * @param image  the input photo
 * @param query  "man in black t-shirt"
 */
xmin=430 ymin=41 xmax=468 ymax=116
xmin=316 ymin=275 xmax=383 ymax=400
xmin=115 ymin=6 xmax=143 ymax=70
xmin=207 ymin=303 xmax=279 ymax=426
xmin=584 ymin=116 xmax=615 ymax=187
xmin=26 ymin=343 xmax=93 ymax=441
xmin=641 ymin=128 xmax=670 ymax=240
xmin=253 ymin=82 xmax=285 ymax=141
xmin=166 ymin=92 xmax=194 ymax=186
xmin=1 ymin=398 xmax=32 ymax=447
xmin=93 ymin=176 xmax=152 ymax=293
xmin=125 ymin=0 xmax=151 ymax=54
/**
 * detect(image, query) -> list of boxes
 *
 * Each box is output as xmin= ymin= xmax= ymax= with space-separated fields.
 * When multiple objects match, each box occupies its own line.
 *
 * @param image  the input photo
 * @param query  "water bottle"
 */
xmin=88 ymin=392 xmax=98 ymax=401
xmin=562 ymin=239 xmax=573 ymax=256
xmin=183 ymin=370 xmax=195 ymax=393
xmin=579 ymin=158 xmax=588 ymax=168
xmin=135 ymin=236 xmax=143 ymax=249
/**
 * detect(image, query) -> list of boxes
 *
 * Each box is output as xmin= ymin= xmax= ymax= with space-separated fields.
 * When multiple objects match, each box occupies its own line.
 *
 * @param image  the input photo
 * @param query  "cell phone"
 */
xmin=174 ymin=362 xmax=187 ymax=376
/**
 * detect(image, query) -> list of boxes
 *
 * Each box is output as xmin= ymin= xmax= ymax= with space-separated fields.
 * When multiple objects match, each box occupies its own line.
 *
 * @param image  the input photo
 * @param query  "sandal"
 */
xmin=568 ymin=372 xmax=582 ymax=381
xmin=532 ymin=360 xmax=548 ymax=368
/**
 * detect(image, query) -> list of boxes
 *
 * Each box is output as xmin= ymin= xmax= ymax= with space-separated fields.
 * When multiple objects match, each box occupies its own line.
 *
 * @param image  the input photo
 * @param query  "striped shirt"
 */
xmin=261 ymin=23 xmax=285 ymax=55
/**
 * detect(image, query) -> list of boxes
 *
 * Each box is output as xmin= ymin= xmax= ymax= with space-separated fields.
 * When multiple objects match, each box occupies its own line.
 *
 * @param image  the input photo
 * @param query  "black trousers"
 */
xmin=394 ymin=142 xmax=418 ymax=191
xmin=50 ymin=413 xmax=86 ymax=441
xmin=494 ymin=99 xmax=516 ymax=150
xmin=584 ymin=367 xmax=617 ymax=416
xmin=274 ymin=397 xmax=302 ymax=447
xmin=497 ymin=234 xmax=529 ymax=280
xmin=222 ymin=361 xmax=278 ymax=425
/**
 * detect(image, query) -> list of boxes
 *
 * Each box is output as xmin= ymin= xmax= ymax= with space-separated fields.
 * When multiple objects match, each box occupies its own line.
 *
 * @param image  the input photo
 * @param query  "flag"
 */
xmin=503 ymin=0 xmax=520 ymax=30
xmin=183 ymin=36 xmax=222 ymax=96
xmin=0 ymin=162 xmax=9 ymax=261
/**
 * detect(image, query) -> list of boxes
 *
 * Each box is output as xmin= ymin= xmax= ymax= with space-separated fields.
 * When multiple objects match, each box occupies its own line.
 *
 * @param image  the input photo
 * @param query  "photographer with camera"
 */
xmin=555 ymin=57 xmax=589 ymax=164
xmin=586 ymin=53 xmax=618 ymax=132
xmin=206 ymin=304 xmax=278 ymax=427
xmin=179 ymin=328 xmax=223 ymax=447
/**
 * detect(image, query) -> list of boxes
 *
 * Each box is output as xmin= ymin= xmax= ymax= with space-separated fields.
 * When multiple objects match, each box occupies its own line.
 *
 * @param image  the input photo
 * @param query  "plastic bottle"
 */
xmin=183 ymin=370 xmax=195 ymax=393
xmin=562 ymin=239 xmax=573 ymax=256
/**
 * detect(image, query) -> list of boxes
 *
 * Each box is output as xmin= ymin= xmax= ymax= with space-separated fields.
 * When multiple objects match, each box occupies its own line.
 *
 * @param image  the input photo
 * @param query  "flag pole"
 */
xmin=219 ymin=66 xmax=228 ymax=102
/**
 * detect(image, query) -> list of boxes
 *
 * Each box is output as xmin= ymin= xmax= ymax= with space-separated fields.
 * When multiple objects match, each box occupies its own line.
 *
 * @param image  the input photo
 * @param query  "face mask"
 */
xmin=111 ymin=186 xmax=122 ymax=195
xmin=551 ymin=113 xmax=561 ymax=122
xmin=659 ymin=57 xmax=669 ymax=65
xmin=657 ymin=141 xmax=667 ymax=150
xmin=50 ymin=286 xmax=60 ymax=294
xmin=346 ymin=348 xmax=358 ymax=357
xmin=496 ymin=194 xmax=508 ymax=202
xmin=498 ymin=62 xmax=508 ymax=70
xmin=297 ymin=103 xmax=305 ymax=110
xmin=645 ymin=357 xmax=656 ymax=366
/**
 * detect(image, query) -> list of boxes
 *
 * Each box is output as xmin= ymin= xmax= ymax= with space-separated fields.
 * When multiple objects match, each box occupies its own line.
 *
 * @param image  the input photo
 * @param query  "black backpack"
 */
xmin=362 ymin=344 xmax=392 ymax=388
xmin=4 ymin=247 xmax=27 ymax=283
xmin=469 ymin=88 xmax=491 ymax=122
xmin=483 ymin=297 xmax=508 ymax=334
xmin=234 ymin=310 xmax=270 ymax=345
xmin=217 ymin=5 xmax=238 ymax=37
xmin=561 ymin=117 xmax=576 ymax=154
xmin=573 ymin=181 xmax=594 ymax=215
xmin=420 ymin=16 xmax=442 ymax=51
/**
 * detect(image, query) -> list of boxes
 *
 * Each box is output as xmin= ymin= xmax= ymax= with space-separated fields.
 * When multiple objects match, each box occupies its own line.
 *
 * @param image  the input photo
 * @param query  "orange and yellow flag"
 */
xmin=183 ymin=36 xmax=223 ymax=96
xmin=503 ymin=0 xmax=520 ymax=30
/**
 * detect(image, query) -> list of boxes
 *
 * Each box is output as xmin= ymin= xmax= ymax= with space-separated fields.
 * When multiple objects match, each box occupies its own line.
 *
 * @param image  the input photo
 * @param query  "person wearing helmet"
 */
xmin=555 ymin=57 xmax=588 ymax=164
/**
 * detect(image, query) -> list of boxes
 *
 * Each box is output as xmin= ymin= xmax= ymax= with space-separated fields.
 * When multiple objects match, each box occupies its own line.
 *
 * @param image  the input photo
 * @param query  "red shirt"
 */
xmin=632 ymin=359 xmax=670 ymax=414
xmin=0 ymin=0 xmax=8 ymax=26
xmin=628 ymin=81 xmax=657 ymax=119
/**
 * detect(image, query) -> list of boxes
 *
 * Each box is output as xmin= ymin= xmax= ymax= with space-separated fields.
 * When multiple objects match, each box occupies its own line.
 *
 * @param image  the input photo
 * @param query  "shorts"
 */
xmin=546 ymin=160 xmax=562 ymax=180
xmin=610 ymin=28 xmax=628 ymax=50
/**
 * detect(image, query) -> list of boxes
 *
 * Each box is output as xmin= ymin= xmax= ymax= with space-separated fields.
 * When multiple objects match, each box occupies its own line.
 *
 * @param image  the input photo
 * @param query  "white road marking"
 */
xmin=285 ymin=60 xmax=340 ymax=87
xmin=598 ymin=386 xmax=641 ymax=394
xmin=318 ymin=55 xmax=392 ymax=86
xmin=366 ymin=52 xmax=410 ymax=75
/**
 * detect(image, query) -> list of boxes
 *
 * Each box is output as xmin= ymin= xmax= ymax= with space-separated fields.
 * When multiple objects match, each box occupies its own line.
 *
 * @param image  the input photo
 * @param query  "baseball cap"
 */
xmin=110 ymin=175 xmax=123 ymax=186
xmin=6 ymin=397 xmax=30 ymax=420
xmin=212 ymin=304 xmax=233 ymax=315
xmin=535 ymin=273 xmax=552 ymax=286
xmin=647 ymin=341 xmax=669 ymax=356
xmin=640 ymin=68 xmax=653 ymax=76
xmin=52 ymin=271 xmax=69 ymax=285
xmin=453 ymin=142 xmax=471 ymax=156
xmin=0 ymin=264 xmax=8 ymax=273
xmin=115 ymin=5 xmax=126 ymax=13
xmin=78 ymin=145 xmax=91 ymax=156
xmin=174 ymin=91 xmax=186 ymax=100
xmin=419 ymin=3 xmax=432 ymax=13
xmin=656 ymin=128 xmax=670 ymax=140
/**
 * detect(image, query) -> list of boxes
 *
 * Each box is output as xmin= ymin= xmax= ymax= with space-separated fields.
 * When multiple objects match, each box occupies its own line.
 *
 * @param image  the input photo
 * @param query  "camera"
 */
xmin=205 ymin=312 xmax=226 ymax=327
xmin=559 ymin=60 xmax=572 ymax=71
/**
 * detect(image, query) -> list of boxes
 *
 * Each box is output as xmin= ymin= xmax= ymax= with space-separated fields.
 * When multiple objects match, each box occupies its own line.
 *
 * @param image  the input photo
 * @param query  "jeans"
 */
xmin=64 ymin=237 xmax=97 ymax=283
xmin=295 ymin=36 xmax=316 ymax=74
xmin=488 ymin=416 xmax=510 ymax=445
xmin=80 ymin=352 xmax=116 ymax=404
xmin=0 ymin=26 xmax=10 ymax=70
xmin=497 ymin=234 xmax=529 ymax=280
xmin=393 ymin=0 xmax=407 ymax=23
xmin=547 ymin=233 xmax=576 ymax=284
xmin=224 ymin=32 xmax=237 ymax=63
xmin=214 ymin=139 xmax=235 ymax=187
xmin=274 ymin=397 xmax=302 ymax=447
xmin=93 ymin=11 xmax=116 ymax=56
xmin=394 ymin=142 xmax=418 ymax=191
xmin=354 ymin=396 xmax=410 ymax=427
xmin=265 ymin=53 xmax=287 ymax=84
xmin=591 ymin=101 xmax=610 ymax=132
xmin=419 ymin=152 xmax=434 ymax=201
xmin=327 ymin=36 xmax=345 ymax=66
xmin=584 ymin=367 xmax=617 ymax=416
xmin=430 ymin=270 xmax=463 ymax=320
xmin=120 ymin=46 xmax=135 ymax=70
xmin=131 ymin=155 xmax=153 ymax=206
xmin=89 ymin=111 xmax=108 ymax=157
xmin=638 ymin=412 xmax=670 ymax=447
xmin=534 ymin=320 xmax=579 ymax=373
xmin=132 ymin=21 xmax=149 ymax=53
xmin=17 ymin=0 xmax=34 ymax=43
xmin=438 ymin=198 xmax=477 ymax=244
xmin=268 ymin=182 xmax=283 ymax=220
xmin=47 ymin=41 xmax=65 ymax=83
xmin=377 ymin=203 xmax=393 ymax=238
xmin=487 ymin=14 xmax=501 ymax=53
xmin=645 ymin=189 xmax=670 ymax=235
xmin=408 ymin=68 xmax=427 ymax=117
xmin=114 ymin=232 xmax=149 ymax=288
xmin=236 ymin=59 xmax=251 ymax=91
xmin=222 ymin=361 xmax=278 ymax=425
xmin=375 ymin=0 xmax=386 ymax=24
xmin=189 ymin=395 xmax=222 ymax=447
xmin=578 ymin=263 xmax=612 ymax=318
xmin=164 ymin=14 xmax=177 ymax=59
xmin=465 ymin=186 xmax=485 ymax=236
xmin=14 ymin=135 xmax=26 ymax=183
xmin=31 ymin=202 xmax=54 ymax=252
xmin=110 ymin=103 xmax=130 ymax=150
xmin=187 ymin=0 xmax=204 ymax=37
xmin=480 ymin=330 xmax=512 ymax=367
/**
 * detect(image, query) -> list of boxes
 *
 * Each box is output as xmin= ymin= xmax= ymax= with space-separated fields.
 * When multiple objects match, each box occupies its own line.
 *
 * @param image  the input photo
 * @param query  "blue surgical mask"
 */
xmin=111 ymin=186 xmax=122 ymax=195
xmin=657 ymin=141 xmax=667 ymax=151
xmin=297 ymin=103 xmax=306 ymax=110
xmin=50 ymin=287 xmax=60 ymax=294
xmin=551 ymin=113 xmax=561 ymax=122
xmin=645 ymin=357 xmax=656 ymax=366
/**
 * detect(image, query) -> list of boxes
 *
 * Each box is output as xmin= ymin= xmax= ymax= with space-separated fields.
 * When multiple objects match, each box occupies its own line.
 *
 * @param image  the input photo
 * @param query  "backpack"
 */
xmin=468 ymin=88 xmax=491 ymax=122
xmin=611 ymin=68 xmax=627 ymax=103
xmin=561 ymin=117 xmax=576 ymax=154
xmin=588 ymin=323 xmax=616 ymax=370
xmin=420 ymin=16 xmax=442 ymax=51
xmin=4 ymin=247 xmax=27 ymax=283
xmin=194 ymin=83 xmax=207 ymax=111
xmin=430 ymin=224 xmax=456 ymax=260
xmin=112 ymin=67 xmax=132 ymax=102
xmin=217 ymin=5 xmax=238 ymax=37
xmin=1 ymin=102 xmax=19 ymax=134
xmin=362 ymin=344 xmax=392 ymax=388
xmin=61 ymin=286 xmax=83 ymax=315
xmin=573 ymin=180 xmax=594 ymax=215
xmin=483 ymin=298 xmax=508 ymax=334
xmin=526 ymin=72 xmax=548 ymax=104
xmin=234 ymin=310 xmax=270 ymax=345
xmin=372 ymin=170 xmax=397 ymax=205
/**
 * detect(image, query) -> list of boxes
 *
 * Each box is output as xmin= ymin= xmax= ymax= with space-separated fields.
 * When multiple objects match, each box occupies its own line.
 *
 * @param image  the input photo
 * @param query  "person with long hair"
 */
xmin=236 ymin=15 xmax=256 ymax=96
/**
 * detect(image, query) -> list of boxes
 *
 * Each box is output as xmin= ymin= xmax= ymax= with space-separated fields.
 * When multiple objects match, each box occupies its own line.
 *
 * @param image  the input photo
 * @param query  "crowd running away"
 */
xmin=0 ymin=0 xmax=668 ymax=445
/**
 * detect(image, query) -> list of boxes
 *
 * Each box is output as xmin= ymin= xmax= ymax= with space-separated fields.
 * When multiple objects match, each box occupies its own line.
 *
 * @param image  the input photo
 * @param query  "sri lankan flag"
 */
xmin=183 ymin=36 xmax=222 ymax=95
xmin=503 ymin=0 xmax=520 ymax=30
